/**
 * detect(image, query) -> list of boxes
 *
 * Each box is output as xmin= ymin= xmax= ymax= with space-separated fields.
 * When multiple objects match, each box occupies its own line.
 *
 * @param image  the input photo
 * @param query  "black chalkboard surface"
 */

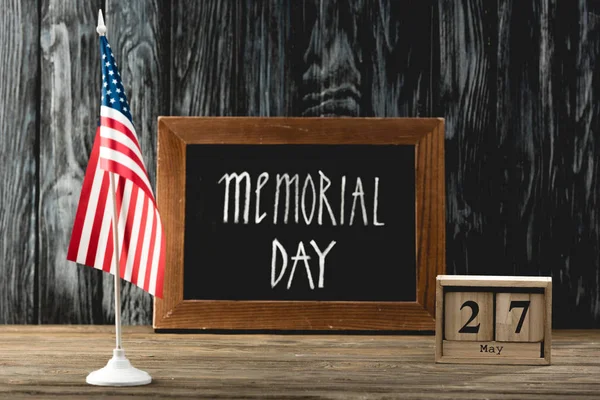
xmin=155 ymin=117 xmax=445 ymax=331
xmin=183 ymin=145 xmax=416 ymax=302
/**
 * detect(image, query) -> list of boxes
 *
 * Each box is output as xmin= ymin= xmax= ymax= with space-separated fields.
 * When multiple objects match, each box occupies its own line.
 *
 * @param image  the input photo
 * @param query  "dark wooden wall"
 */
xmin=2 ymin=0 xmax=600 ymax=327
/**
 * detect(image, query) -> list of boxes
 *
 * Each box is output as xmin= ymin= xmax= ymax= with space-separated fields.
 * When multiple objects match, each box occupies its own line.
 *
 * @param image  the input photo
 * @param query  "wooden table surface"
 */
xmin=1 ymin=326 xmax=599 ymax=399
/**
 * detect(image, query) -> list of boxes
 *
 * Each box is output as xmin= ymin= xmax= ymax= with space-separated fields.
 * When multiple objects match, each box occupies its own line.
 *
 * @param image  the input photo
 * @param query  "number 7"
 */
xmin=509 ymin=300 xmax=530 ymax=333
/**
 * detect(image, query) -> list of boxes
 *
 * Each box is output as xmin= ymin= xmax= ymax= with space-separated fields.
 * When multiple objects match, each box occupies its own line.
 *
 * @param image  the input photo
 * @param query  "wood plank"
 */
xmin=39 ymin=0 xmax=105 ymax=323
xmin=0 ymin=327 xmax=597 ymax=398
xmin=0 ymin=0 xmax=38 ymax=323
xmin=368 ymin=1 xmax=433 ymax=117
xmin=104 ymin=0 xmax=169 ymax=324
xmin=546 ymin=0 xmax=600 ymax=328
xmin=238 ymin=0 xmax=295 ymax=116
xmin=437 ymin=0 xmax=505 ymax=279
xmin=494 ymin=0 xmax=600 ymax=328
xmin=171 ymin=0 xmax=237 ymax=116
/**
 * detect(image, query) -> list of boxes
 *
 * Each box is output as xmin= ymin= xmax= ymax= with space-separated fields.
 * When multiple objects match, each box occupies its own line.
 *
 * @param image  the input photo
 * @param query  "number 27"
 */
xmin=458 ymin=299 xmax=531 ymax=334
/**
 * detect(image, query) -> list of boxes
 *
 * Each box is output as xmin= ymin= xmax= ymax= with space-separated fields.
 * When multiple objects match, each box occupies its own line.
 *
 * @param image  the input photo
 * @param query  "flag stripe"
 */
xmin=136 ymin=206 xmax=154 ymax=288
xmin=67 ymin=128 xmax=101 ymax=262
xmin=155 ymin=227 xmax=167 ymax=298
xmin=99 ymin=148 xmax=154 ymax=201
xmin=101 ymin=106 xmax=137 ymax=142
xmin=116 ymin=180 xmax=133 ymax=276
xmin=102 ymin=224 xmax=114 ymax=273
xmin=95 ymin=176 xmax=118 ymax=272
xmin=84 ymin=171 xmax=110 ymax=266
xmin=100 ymin=136 xmax=145 ymax=173
xmin=119 ymin=184 xmax=139 ymax=277
xmin=130 ymin=196 xmax=150 ymax=285
xmin=148 ymin=211 xmax=163 ymax=295
xmin=100 ymin=116 xmax=140 ymax=153
xmin=100 ymin=125 xmax=145 ymax=168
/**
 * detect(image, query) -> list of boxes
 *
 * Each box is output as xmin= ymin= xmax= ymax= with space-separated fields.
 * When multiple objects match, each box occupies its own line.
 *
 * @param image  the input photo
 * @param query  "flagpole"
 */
xmin=109 ymin=173 xmax=122 ymax=350
xmin=97 ymin=9 xmax=122 ymax=352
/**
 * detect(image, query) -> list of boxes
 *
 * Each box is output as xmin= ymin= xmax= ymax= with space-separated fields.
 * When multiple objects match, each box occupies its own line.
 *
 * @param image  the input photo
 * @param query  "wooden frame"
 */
xmin=154 ymin=117 xmax=445 ymax=331
xmin=435 ymin=275 xmax=552 ymax=365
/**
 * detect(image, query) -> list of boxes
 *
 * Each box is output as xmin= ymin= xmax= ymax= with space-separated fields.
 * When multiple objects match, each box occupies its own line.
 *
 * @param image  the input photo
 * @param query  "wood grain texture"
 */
xmin=438 ymin=0 xmax=600 ymax=327
xmin=103 ymin=0 xmax=169 ymax=325
xmin=171 ymin=0 xmax=237 ymax=116
xmin=438 ymin=0 xmax=501 ymax=277
xmin=368 ymin=0 xmax=433 ymax=117
xmin=38 ymin=1 xmax=165 ymax=324
xmin=155 ymin=117 xmax=444 ymax=331
xmin=39 ymin=0 xmax=105 ymax=323
xmin=0 ymin=326 xmax=598 ymax=399
xmin=0 ymin=0 xmax=38 ymax=323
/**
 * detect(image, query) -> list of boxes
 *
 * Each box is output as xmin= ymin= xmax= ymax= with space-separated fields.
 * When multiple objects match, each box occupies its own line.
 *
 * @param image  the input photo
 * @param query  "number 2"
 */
xmin=509 ymin=300 xmax=530 ymax=333
xmin=459 ymin=300 xmax=480 ymax=334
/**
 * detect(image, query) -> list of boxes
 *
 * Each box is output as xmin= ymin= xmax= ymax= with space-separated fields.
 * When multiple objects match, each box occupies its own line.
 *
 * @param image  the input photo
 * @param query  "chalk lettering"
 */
xmin=218 ymin=172 xmax=251 ymax=224
xmin=255 ymin=172 xmax=269 ymax=224
xmin=287 ymin=241 xmax=315 ymax=289
xmin=309 ymin=240 xmax=336 ymax=288
xmin=271 ymin=238 xmax=288 ymax=288
xmin=373 ymin=177 xmax=385 ymax=226
xmin=301 ymin=174 xmax=316 ymax=225
xmin=318 ymin=171 xmax=337 ymax=226
xmin=274 ymin=173 xmax=299 ymax=224
xmin=350 ymin=177 xmax=368 ymax=225
xmin=340 ymin=175 xmax=346 ymax=225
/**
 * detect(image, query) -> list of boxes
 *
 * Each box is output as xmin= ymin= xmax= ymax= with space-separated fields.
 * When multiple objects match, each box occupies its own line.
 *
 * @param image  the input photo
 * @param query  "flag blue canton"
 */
xmin=100 ymin=36 xmax=132 ymax=123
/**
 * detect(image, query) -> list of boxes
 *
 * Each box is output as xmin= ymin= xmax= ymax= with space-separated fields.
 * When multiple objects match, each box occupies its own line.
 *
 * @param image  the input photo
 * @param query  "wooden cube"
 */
xmin=496 ymin=293 xmax=545 ymax=342
xmin=444 ymin=292 xmax=493 ymax=341
xmin=435 ymin=275 xmax=552 ymax=365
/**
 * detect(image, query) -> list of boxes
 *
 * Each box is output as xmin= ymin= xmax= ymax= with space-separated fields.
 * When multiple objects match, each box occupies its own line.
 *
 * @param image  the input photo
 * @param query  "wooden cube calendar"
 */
xmin=435 ymin=275 xmax=552 ymax=365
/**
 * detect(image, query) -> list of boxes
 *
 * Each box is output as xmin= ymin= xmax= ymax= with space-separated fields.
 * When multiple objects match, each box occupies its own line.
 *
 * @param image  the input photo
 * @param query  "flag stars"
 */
xmin=108 ymin=70 xmax=114 ymax=76
xmin=116 ymin=88 xmax=121 ymax=93
xmin=102 ymin=54 xmax=107 ymax=59
xmin=109 ymin=98 xmax=116 ymax=104
xmin=107 ymin=90 xmax=112 ymax=95
xmin=119 ymin=97 xmax=124 ymax=102
xmin=105 ymin=62 xmax=110 ymax=67
xmin=112 ymin=79 xmax=117 ymax=84
xmin=103 ymin=82 xmax=108 ymax=87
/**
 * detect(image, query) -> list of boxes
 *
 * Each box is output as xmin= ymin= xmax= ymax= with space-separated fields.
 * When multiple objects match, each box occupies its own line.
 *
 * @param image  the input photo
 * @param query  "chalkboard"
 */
xmin=155 ymin=118 xmax=445 ymax=331
xmin=183 ymin=144 xmax=416 ymax=302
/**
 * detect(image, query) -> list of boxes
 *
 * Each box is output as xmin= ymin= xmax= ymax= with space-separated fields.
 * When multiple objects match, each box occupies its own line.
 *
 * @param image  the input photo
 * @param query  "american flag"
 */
xmin=67 ymin=35 xmax=165 ymax=297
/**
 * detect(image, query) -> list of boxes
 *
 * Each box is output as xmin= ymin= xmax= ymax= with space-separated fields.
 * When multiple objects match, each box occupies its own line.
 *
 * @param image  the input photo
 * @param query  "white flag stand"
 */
xmin=86 ymin=11 xmax=152 ymax=387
